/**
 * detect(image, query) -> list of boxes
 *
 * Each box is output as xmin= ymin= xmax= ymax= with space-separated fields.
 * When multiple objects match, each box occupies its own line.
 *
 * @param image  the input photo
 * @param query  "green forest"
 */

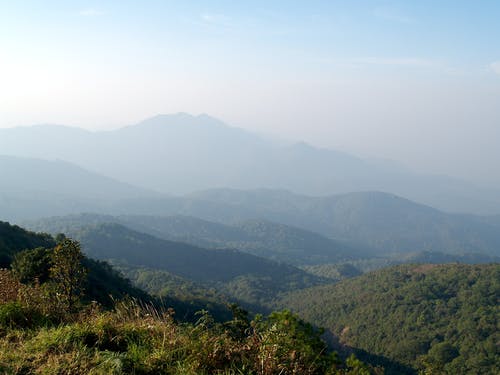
xmin=0 ymin=221 xmax=372 ymax=374
xmin=277 ymin=264 xmax=499 ymax=374
xmin=1 ymin=220 xmax=498 ymax=374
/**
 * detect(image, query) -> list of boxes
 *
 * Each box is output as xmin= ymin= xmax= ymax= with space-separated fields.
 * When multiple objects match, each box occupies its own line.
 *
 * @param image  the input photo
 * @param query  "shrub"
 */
xmin=0 ymin=269 xmax=21 ymax=303
xmin=0 ymin=302 xmax=27 ymax=328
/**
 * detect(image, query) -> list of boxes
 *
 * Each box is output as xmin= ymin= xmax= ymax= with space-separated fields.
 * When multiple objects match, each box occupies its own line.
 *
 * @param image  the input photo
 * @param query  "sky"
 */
xmin=1 ymin=0 xmax=500 ymax=186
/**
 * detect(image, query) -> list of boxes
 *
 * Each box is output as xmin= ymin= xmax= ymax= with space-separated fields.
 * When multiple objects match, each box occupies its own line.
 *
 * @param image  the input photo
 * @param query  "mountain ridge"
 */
xmin=1 ymin=113 xmax=500 ymax=214
xmin=16 ymin=188 xmax=500 ymax=257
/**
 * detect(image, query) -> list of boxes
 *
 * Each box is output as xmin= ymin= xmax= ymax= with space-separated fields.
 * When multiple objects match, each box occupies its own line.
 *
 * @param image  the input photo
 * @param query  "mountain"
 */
xmin=304 ymin=251 xmax=500 ymax=280
xmin=1 ymin=113 xmax=500 ymax=214
xmin=24 ymin=213 xmax=367 ymax=265
xmin=0 ymin=221 xmax=55 ymax=267
xmin=0 ymin=155 xmax=159 ymax=221
xmin=0 ymin=220 xmax=235 ymax=320
xmin=0 ymin=220 xmax=151 ymax=306
xmin=277 ymin=263 xmax=500 ymax=374
xmin=44 ymin=222 xmax=325 ymax=307
xmin=181 ymin=189 xmax=500 ymax=257
xmin=231 ymin=219 xmax=366 ymax=263
xmin=20 ymin=189 xmax=500 ymax=257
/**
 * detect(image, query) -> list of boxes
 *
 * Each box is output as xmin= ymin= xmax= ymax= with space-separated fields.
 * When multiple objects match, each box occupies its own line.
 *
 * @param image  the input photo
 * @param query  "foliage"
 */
xmin=11 ymin=247 xmax=52 ymax=284
xmin=0 ymin=221 xmax=54 ymax=267
xmin=277 ymin=263 xmax=500 ymax=374
xmin=0 ymin=269 xmax=22 ymax=303
xmin=0 ymin=302 xmax=30 ymax=329
xmin=109 ymin=261 xmax=234 ymax=320
xmin=9 ymin=244 xmax=151 ymax=309
xmin=25 ymin=214 xmax=366 ymax=265
xmin=0 ymin=221 xmax=234 ymax=322
xmin=0 ymin=299 xmax=372 ymax=374
xmin=40 ymin=222 xmax=328 ymax=308
xmin=49 ymin=239 xmax=88 ymax=311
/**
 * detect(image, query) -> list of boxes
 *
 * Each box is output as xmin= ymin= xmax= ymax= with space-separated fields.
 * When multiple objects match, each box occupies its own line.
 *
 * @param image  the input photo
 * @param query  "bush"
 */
xmin=0 ymin=269 xmax=21 ymax=303
xmin=0 ymin=302 xmax=27 ymax=328
xmin=0 ymin=299 xmax=374 ymax=374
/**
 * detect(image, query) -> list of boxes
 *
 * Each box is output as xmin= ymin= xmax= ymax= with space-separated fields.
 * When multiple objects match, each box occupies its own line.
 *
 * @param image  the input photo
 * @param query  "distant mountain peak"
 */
xmin=2 ymin=114 xmax=500 ymax=214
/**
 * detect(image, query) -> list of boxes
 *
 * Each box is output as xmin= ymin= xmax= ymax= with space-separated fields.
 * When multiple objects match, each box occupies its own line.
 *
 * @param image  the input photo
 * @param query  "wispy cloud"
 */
xmin=490 ymin=61 xmax=500 ymax=75
xmin=352 ymin=57 xmax=436 ymax=67
xmin=79 ymin=8 xmax=105 ymax=17
xmin=373 ymin=7 xmax=414 ymax=24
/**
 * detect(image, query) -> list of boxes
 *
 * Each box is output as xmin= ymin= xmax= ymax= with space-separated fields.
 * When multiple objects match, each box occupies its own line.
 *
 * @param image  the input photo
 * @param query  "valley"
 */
xmin=0 ymin=115 xmax=498 ymax=375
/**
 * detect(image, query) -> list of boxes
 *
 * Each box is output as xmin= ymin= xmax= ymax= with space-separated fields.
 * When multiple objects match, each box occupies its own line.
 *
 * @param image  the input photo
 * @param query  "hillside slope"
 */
xmin=0 ymin=221 xmax=55 ymax=267
xmin=46 ymin=222 xmax=325 ymax=307
xmin=187 ymin=189 xmax=500 ymax=256
xmin=25 ymin=213 xmax=367 ymax=265
xmin=277 ymin=263 xmax=500 ymax=374
xmin=0 ymin=221 xmax=148 ymax=306
xmin=21 ymin=189 xmax=500 ymax=258
xmin=0 ymin=155 xmax=159 ymax=221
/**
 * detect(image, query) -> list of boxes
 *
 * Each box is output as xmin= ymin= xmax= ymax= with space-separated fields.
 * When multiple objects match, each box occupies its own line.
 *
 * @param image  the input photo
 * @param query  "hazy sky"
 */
xmin=1 ymin=1 xmax=500 ymax=186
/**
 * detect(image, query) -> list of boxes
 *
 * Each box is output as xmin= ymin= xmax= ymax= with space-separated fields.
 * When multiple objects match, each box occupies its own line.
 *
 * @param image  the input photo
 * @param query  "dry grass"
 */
xmin=0 ymin=269 xmax=21 ymax=303
xmin=0 ymin=299 xmax=370 ymax=374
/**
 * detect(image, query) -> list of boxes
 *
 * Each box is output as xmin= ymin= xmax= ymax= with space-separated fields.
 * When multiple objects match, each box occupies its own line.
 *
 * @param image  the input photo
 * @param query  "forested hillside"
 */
xmin=0 ymin=222 xmax=155 ymax=306
xmin=0 ymin=221 xmax=55 ymax=267
xmin=0 ymin=221 xmax=234 ymax=319
xmin=189 ymin=189 xmax=500 ymax=256
xmin=35 ymin=222 xmax=326 ymax=308
xmin=3 ymin=189 xmax=499 ymax=374
xmin=25 ymin=213 xmax=367 ymax=265
xmin=0 ymin=222 xmax=371 ymax=374
xmin=277 ymin=263 xmax=500 ymax=374
xmin=11 ymin=186 xmax=500 ymax=258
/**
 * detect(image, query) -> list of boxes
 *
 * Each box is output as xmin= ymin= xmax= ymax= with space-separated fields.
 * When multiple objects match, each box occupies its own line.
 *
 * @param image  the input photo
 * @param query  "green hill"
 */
xmin=12 ymin=187 xmax=500 ymax=260
xmin=189 ymin=189 xmax=500 ymax=257
xmin=14 ymin=188 xmax=500 ymax=259
xmin=43 ymin=222 xmax=326 ymax=308
xmin=0 ymin=221 xmax=232 ymax=320
xmin=0 ymin=224 xmax=368 ymax=374
xmin=0 ymin=221 xmax=55 ymax=267
xmin=114 ymin=215 xmax=365 ymax=264
xmin=277 ymin=263 xmax=500 ymax=374
xmin=0 ymin=221 xmax=150 ymax=306
xmin=25 ymin=213 xmax=367 ymax=265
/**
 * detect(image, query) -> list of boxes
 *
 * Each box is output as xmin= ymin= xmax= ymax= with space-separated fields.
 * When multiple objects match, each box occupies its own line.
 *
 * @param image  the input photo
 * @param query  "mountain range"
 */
xmin=3 ymin=113 xmax=500 ymax=261
xmin=29 ymin=221 xmax=325 ymax=308
xmin=24 ymin=213 xmax=366 ymax=265
xmin=18 ymin=187 xmax=500 ymax=258
xmin=0 ymin=155 xmax=159 ymax=221
xmin=2 ymin=113 xmax=500 ymax=214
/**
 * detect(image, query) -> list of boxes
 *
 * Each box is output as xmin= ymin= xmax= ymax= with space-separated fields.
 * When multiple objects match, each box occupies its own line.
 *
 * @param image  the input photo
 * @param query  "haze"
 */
xmin=1 ymin=3 xmax=500 ymax=373
xmin=1 ymin=1 xmax=500 ymax=187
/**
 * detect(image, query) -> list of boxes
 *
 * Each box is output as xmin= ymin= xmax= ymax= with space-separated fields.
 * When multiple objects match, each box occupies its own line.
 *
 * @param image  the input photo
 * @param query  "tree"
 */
xmin=11 ymin=247 xmax=52 ymax=284
xmin=49 ymin=239 xmax=87 ymax=311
